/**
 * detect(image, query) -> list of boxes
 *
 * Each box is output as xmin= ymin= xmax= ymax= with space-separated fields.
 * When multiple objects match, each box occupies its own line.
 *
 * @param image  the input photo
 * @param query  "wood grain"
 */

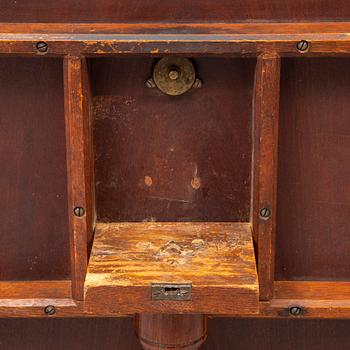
xmin=91 ymin=57 xmax=254 ymax=222
xmin=64 ymin=57 xmax=94 ymax=300
xmin=276 ymin=58 xmax=350 ymax=281
xmin=84 ymin=222 xmax=258 ymax=314
xmin=253 ymin=54 xmax=281 ymax=300
xmin=135 ymin=313 xmax=207 ymax=350
xmin=0 ymin=57 xmax=70 ymax=281
xmin=1 ymin=1 xmax=350 ymax=23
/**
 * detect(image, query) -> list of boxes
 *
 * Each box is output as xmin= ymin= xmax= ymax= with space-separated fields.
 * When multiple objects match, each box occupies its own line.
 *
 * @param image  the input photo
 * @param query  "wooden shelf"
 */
xmin=84 ymin=222 xmax=258 ymax=315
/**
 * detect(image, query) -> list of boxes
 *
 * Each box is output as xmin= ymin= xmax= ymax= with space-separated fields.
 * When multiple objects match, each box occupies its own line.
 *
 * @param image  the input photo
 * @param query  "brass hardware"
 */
xmin=151 ymin=283 xmax=192 ymax=301
xmin=147 ymin=57 xmax=201 ymax=96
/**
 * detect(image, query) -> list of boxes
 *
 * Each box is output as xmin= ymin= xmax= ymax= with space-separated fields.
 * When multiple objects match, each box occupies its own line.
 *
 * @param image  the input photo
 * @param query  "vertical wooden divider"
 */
xmin=64 ymin=56 xmax=94 ymax=300
xmin=252 ymin=53 xmax=281 ymax=301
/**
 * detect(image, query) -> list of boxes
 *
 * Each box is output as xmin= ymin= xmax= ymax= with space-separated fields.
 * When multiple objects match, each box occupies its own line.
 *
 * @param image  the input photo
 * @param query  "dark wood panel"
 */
xmin=91 ymin=57 xmax=254 ymax=222
xmin=276 ymin=58 xmax=350 ymax=281
xmin=1 ymin=318 xmax=350 ymax=350
xmin=1 ymin=1 xmax=350 ymax=22
xmin=0 ymin=58 xmax=70 ymax=280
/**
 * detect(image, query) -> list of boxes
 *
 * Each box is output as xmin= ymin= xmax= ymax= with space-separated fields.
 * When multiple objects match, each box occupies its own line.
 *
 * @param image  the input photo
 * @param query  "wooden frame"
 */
xmin=1 ymin=21 xmax=350 ymax=319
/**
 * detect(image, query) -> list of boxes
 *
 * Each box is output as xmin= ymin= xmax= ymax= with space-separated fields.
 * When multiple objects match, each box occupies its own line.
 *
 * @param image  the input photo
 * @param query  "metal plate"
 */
xmin=153 ymin=57 xmax=196 ymax=96
xmin=151 ymin=283 xmax=192 ymax=301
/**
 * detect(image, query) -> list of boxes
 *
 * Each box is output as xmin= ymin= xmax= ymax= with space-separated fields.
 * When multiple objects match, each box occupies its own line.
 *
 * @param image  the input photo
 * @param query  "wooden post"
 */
xmin=252 ymin=53 xmax=281 ymax=301
xmin=135 ymin=313 xmax=207 ymax=350
xmin=64 ymin=56 xmax=95 ymax=300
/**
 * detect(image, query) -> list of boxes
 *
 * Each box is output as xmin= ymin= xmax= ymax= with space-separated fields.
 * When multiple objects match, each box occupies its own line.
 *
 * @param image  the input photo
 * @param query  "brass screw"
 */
xmin=74 ymin=207 xmax=85 ymax=217
xmin=146 ymin=78 xmax=156 ymax=88
xmin=297 ymin=40 xmax=309 ymax=52
xmin=289 ymin=306 xmax=302 ymax=316
xmin=44 ymin=305 xmax=56 ymax=316
xmin=36 ymin=41 xmax=48 ymax=53
xmin=168 ymin=69 xmax=180 ymax=80
xmin=259 ymin=207 xmax=272 ymax=220
xmin=193 ymin=78 xmax=203 ymax=89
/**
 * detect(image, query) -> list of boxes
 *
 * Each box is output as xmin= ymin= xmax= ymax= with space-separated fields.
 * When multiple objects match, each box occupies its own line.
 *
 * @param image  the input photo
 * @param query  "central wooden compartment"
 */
xmin=84 ymin=56 xmax=258 ymax=314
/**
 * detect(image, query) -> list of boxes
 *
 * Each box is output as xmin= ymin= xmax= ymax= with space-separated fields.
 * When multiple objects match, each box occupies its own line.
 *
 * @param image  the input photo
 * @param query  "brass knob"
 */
xmin=147 ymin=57 xmax=202 ymax=96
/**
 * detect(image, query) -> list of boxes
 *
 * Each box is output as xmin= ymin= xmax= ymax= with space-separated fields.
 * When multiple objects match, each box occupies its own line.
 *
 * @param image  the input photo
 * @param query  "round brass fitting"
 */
xmin=152 ymin=57 xmax=196 ymax=96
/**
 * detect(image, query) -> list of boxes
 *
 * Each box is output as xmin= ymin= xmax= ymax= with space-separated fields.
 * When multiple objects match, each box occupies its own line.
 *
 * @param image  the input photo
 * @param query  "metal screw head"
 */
xmin=146 ymin=78 xmax=156 ymax=88
xmin=192 ymin=78 xmax=203 ymax=89
xmin=74 ymin=207 xmax=85 ymax=217
xmin=36 ymin=41 xmax=48 ymax=53
xmin=297 ymin=40 xmax=309 ymax=52
xmin=168 ymin=69 xmax=180 ymax=81
xmin=259 ymin=207 xmax=272 ymax=220
xmin=289 ymin=306 xmax=302 ymax=316
xmin=44 ymin=305 xmax=56 ymax=315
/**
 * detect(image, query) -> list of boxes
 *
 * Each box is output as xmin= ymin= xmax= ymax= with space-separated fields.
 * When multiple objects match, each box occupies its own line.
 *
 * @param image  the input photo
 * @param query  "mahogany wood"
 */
xmin=0 ymin=57 xmax=70 ymax=281
xmin=253 ymin=54 xmax=281 ymax=301
xmin=64 ymin=57 xmax=94 ymax=300
xmin=135 ymin=314 xmax=207 ymax=350
xmin=91 ymin=57 xmax=254 ymax=222
xmin=276 ymin=57 xmax=350 ymax=281
xmin=1 ymin=1 xmax=350 ymax=23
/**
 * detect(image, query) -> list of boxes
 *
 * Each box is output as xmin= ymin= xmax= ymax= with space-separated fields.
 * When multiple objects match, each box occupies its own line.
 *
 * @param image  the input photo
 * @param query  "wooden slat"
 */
xmin=252 ymin=53 xmax=281 ymax=301
xmin=274 ymin=281 xmax=350 ymax=300
xmin=64 ymin=56 xmax=94 ymax=300
xmin=0 ymin=281 xmax=72 ymax=299
xmin=84 ymin=222 xmax=258 ymax=314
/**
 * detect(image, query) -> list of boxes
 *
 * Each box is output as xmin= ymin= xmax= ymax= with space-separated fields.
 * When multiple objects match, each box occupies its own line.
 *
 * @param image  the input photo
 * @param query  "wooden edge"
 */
xmin=274 ymin=281 xmax=350 ymax=300
xmin=0 ymin=281 xmax=72 ymax=299
xmin=3 ymin=21 xmax=350 ymax=35
xmin=64 ymin=56 xmax=93 ymax=300
xmin=253 ymin=53 xmax=281 ymax=301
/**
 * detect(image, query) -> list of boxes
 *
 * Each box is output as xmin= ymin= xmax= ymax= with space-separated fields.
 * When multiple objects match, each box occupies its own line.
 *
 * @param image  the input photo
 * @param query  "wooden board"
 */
xmin=84 ymin=222 xmax=258 ymax=314
xmin=0 ymin=57 xmax=70 ymax=281
xmin=1 ymin=1 xmax=350 ymax=23
xmin=276 ymin=58 xmax=350 ymax=281
xmin=91 ymin=57 xmax=254 ymax=222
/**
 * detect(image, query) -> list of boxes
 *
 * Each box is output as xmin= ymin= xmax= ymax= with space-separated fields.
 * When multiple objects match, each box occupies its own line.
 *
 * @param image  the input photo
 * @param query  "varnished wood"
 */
xmin=91 ymin=57 xmax=254 ymax=222
xmin=84 ymin=222 xmax=258 ymax=314
xmin=276 ymin=57 xmax=350 ymax=281
xmin=0 ymin=57 xmax=70 ymax=281
xmin=253 ymin=54 xmax=281 ymax=301
xmin=64 ymin=57 xmax=94 ymax=300
xmin=135 ymin=314 xmax=207 ymax=350
xmin=3 ymin=22 xmax=350 ymax=56
xmin=1 ymin=1 xmax=350 ymax=23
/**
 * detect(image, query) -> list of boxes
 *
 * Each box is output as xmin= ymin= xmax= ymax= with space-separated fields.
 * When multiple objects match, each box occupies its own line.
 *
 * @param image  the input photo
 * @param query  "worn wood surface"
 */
xmin=92 ymin=57 xmax=254 ymax=222
xmin=0 ymin=57 xmax=70 ymax=281
xmin=64 ymin=57 xmax=95 ymax=300
xmin=253 ymin=54 xmax=281 ymax=301
xmin=84 ymin=222 xmax=258 ymax=314
xmin=4 ymin=23 xmax=350 ymax=56
xmin=1 ymin=1 xmax=350 ymax=23
xmin=135 ymin=314 xmax=207 ymax=350
xmin=276 ymin=58 xmax=350 ymax=281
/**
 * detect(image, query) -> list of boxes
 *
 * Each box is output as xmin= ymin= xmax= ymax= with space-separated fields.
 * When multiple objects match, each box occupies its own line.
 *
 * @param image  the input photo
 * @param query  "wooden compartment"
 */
xmin=0 ymin=58 xmax=70 ymax=284
xmin=276 ymin=58 xmax=350 ymax=282
xmin=84 ymin=56 xmax=259 ymax=314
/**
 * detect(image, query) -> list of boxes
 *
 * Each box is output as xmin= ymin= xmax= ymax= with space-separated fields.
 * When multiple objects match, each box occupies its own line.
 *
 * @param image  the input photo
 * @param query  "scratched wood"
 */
xmin=91 ymin=57 xmax=254 ymax=222
xmin=64 ymin=57 xmax=95 ymax=300
xmin=84 ymin=222 xmax=258 ymax=314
